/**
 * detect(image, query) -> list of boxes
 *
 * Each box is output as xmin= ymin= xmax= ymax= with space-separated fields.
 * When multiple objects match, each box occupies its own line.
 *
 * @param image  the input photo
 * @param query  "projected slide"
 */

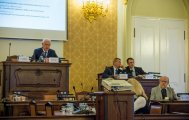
xmin=0 ymin=0 xmax=66 ymax=31
xmin=0 ymin=0 xmax=67 ymax=40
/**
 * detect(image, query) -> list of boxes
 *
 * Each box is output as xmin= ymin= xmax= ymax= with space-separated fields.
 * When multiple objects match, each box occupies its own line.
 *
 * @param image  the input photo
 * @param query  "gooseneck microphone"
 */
xmin=153 ymin=75 xmax=162 ymax=77
xmin=81 ymin=83 xmax=83 ymax=91
xmin=73 ymin=86 xmax=77 ymax=98
xmin=148 ymin=72 xmax=160 ymax=74
xmin=9 ymin=42 xmax=11 ymax=57
xmin=73 ymin=86 xmax=76 ymax=93
xmin=91 ymin=87 xmax=93 ymax=92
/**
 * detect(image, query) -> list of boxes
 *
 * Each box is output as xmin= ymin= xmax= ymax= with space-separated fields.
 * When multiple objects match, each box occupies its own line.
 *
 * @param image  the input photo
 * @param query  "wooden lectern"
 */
xmin=95 ymin=91 xmax=135 ymax=120
xmin=0 ymin=61 xmax=71 ymax=100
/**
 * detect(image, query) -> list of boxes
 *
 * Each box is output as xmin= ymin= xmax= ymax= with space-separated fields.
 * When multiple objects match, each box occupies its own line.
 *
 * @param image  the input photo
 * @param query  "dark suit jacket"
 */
xmin=125 ymin=66 xmax=146 ymax=78
xmin=32 ymin=48 xmax=58 ymax=61
xmin=101 ymin=66 xmax=124 ymax=78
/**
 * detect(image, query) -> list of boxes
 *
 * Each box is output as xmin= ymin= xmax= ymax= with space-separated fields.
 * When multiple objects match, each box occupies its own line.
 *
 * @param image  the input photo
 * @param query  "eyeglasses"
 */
xmin=160 ymin=80 xmax=168 ymax=83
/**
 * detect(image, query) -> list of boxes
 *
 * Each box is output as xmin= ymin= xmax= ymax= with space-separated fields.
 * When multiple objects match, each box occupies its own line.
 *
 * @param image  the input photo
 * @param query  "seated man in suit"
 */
xmin=32 ymin=38 xmax=58 ymax=62
xmin=102 ymin=58 xmax=124 ymax=79
xmin=125 ymin=57 xmax=146 ymax=78
xmin=150 ymin=76 xmax=177 ymax=101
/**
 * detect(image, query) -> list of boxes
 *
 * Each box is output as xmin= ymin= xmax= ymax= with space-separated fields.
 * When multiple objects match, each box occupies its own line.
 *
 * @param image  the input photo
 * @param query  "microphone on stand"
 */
xmin=73 ymin=86 xmax=76 ymax=94
xmin=6 ymin=42 xmax=12 ymax=61
xmin=91 ymin=87 xmax=93 ymax=92
xmin=148 ymin=72 xmax=160 ymax=74
xmin=81 ymin=83 xmax=83 ymax=91
xmin=73 ymin=86 xmax=77 ymax=100
xmin=153 ymin=75 xmax=162 ymax=78
xmin=9 ymin=42 xmax=11 ymax=57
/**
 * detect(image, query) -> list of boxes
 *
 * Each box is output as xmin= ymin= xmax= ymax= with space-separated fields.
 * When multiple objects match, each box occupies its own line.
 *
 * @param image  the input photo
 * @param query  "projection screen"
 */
xmin=0 ymin=0 xmax=67 ymax=41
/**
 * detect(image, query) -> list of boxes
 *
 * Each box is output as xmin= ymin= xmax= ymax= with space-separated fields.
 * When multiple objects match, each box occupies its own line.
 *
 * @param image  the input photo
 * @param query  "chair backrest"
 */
xmin=149 ymin=102 xmax=162 ymax=114
xmin=150 ymin=105 xmax=162 ymax=114
xmin=75 ymin=91 xmax=90 ymax=101
xmin=97 ymin=73 xmax=103 ymax=80
xmin=29 ymin=100 xmax=37 ymax=116
xmin=45 ymin=102 xmax=54 ymax=116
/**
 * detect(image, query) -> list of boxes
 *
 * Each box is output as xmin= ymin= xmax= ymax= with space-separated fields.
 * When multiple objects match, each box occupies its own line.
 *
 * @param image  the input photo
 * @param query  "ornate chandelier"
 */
xmin=82 ymin=0 xmax=109 ymax=22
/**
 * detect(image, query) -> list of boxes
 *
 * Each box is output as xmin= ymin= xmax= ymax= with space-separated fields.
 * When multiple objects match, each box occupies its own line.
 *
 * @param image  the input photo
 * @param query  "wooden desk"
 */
xmin=0 ymin=115 xmax=95 ymax=120
xmin=134 ymin=114 xmax=189 ymax=120
xmin=54 ymin=111 xmax=96 ymax=116
xmin=3 ymin=100 xmax=95 ymax=116
xmin=159 ymin=101 xmax=189 ymax=114
xmin=0 ymin=62 xmax=71 ymax=99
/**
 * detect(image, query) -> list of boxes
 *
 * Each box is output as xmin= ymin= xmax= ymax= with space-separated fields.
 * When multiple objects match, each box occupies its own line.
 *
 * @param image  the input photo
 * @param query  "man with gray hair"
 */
xmin=32 ymin=38 xmax=58 ymax=62
xmin=150 ymin=76 xmax=177 ymax=101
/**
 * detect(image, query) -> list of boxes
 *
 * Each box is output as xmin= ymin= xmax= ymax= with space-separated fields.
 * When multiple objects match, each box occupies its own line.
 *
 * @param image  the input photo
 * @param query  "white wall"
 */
xmin=117 ymin=0 xmax=189 ymax=91
xmin=0 ymin=39 xmax=64 ymax=61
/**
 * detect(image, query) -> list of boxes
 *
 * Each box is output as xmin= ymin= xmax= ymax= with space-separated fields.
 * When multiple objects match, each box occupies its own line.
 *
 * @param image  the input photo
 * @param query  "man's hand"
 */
xmin=44 ymin=58 xmax=49 ymax=63
xmin=113 ymin=75 xmax=119 ymax=79
xmin=137 ymin=75 xmax=145 ymax=79
xmin=119 ymin=65 xmax=124 ymax=69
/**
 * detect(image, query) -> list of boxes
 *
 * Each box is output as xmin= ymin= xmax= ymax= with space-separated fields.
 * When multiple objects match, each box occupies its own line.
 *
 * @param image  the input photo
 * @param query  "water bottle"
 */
xmin=13 ymin=92 xmax=21 ymax=101
xmin=39 ymin=55 xmax=44 ymax=62
xmin=13 ymin=92 xmax=17 ymax=101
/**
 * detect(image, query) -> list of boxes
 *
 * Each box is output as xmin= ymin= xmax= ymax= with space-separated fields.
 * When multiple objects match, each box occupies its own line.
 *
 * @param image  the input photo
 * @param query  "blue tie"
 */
xmin=115 ymin=69 xmax=119 ymax=74
xmin=44 ymin=52 xmax=47 ymax=58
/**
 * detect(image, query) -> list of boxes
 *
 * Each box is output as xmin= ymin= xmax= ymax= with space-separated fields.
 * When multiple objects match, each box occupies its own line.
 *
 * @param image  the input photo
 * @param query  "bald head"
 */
xmin=42 ymin=38 xmax=51 ymax=43
xmin=42 ymin=38 xmax=51 ymax=51
xmin=159 ymin=76 xmax=169 ymax=88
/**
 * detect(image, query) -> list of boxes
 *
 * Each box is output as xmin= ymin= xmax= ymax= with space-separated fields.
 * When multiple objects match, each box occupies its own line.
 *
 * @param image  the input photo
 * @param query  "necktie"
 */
xmin=115 ymin=69 xmax=119 ymax=75
xmin=161 ymin=88 xmax=167 ymax=99
xmin=44 ymin=52 xmax=47 ymax=58
xmin=132 ymin=69 xmax=136 ymax=76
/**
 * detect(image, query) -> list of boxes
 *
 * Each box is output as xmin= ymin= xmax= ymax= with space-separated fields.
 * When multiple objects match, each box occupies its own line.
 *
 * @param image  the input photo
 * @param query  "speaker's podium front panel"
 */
xmin=0 ymin=61 xmax=71 ymax=100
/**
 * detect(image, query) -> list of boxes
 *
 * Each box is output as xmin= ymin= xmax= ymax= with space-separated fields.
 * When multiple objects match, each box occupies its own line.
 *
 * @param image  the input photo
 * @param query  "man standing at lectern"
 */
xmin=31 ymin=38 xmax=58 ymax=62
xmin=125 ymin=58 xmax=146 ymax=78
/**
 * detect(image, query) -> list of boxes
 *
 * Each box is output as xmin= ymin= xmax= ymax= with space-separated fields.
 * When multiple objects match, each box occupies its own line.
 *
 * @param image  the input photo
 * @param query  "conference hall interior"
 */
xmin=0 ymin=0 xmax=189 ymax=120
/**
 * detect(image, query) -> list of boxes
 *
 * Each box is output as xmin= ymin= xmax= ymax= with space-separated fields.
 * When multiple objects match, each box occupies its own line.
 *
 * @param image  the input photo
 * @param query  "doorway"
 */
xmin=133 ymin=17 xmax=186 ymax=93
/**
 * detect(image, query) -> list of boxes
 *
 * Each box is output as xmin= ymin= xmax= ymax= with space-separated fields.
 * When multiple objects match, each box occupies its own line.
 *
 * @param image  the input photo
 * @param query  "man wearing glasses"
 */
xmin=102 ymin=58 xmax=124 ymax=79
xmin=150 ymin=76 xmax=177 ymax=101
xmin=31 ymin=38 xmax=58 ymax=63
